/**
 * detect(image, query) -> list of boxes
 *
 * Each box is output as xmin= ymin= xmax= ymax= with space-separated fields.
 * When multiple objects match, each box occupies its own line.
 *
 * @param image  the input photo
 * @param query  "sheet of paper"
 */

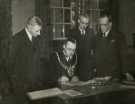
xmin=63 ymin=89 xmax=83 ymax=97
xmin=27 ymin=88 xmax=63 ymax=100
xmin=121 ymin=85 xmax=135 ymax=89
xmin=62 ymin=80 xmax=93 ymax=86
xmin=122 ymin=81 xmax=135 ymax=85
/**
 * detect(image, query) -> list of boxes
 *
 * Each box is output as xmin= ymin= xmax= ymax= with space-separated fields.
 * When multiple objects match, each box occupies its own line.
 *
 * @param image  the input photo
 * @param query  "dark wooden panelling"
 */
xmin=0 ymin=0 xmax=12 ymax=40
xmin=35 ymin=0 xmax=52 ymax=59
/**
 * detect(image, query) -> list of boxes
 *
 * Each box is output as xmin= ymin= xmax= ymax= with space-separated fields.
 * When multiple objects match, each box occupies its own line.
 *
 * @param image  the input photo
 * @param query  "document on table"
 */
xmin=27 ymin=88 xmax=63 ymax=100
xmin=122 ymin=80 xmax=135 ymax=85
xmin=62 ymin=80 xmax=96 ymax=86
xmin=63 ymin=89 xmax=83 ymax=97
xmin=121 ymin=84 xmax=135 ymax=89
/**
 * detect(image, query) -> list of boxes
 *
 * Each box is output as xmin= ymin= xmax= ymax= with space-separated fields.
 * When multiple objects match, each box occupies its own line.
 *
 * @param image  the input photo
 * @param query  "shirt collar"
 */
xmin=79 ymin=27 xmax=86 ymax=35
xmin=105 ymin=30 xmax=110 ymax=37
xmin=63 ymin=50 xmax=72 ymax=61
xmin=103 ymin=29 xmax=110 ymax=37
xmin=25 ymin=28 xmax=32 ymax=41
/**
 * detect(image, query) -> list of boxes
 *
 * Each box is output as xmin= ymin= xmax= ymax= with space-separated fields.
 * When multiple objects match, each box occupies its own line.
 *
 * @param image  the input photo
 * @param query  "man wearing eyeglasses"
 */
xmin=95 ymin=13 xmax=127 ymax=81
xmin=68 ymin=14 xmax=96 ymax=81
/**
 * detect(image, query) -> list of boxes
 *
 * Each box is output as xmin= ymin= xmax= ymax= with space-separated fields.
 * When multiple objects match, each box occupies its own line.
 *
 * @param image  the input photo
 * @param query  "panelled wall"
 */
xmin=0 ymin=0 xmax=11 ymax=40
xmin=118 ymin=0 xmax=135 ymax=46
xmin=12 ymin=0 xmax=35 ymax=35
xmin=35 ymin=0 xmax=52 ymax=59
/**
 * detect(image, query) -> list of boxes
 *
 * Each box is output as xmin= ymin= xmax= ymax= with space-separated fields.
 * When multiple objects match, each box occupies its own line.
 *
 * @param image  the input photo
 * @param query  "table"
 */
xmin=28 ymin=80 xmax=135 ymax=104
xmin=56 ymin=81 xmax=135 ymax=104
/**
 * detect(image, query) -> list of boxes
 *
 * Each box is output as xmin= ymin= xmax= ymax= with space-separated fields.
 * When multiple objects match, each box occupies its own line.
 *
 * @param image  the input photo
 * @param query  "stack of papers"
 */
xmin=27 ymin=88 xmax=63 ymax=100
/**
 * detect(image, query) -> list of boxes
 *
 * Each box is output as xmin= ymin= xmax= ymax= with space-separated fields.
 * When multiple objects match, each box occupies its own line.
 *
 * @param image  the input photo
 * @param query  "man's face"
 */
xmin=28 ymin=24 xmax=42 ymax=37
xmin=64 ymin=41 xmax=76 ymax=57
xmin=78 ymin=16 xmax=89 ymax=30
xmin=99 ymin=16 xmax=112 ymax=33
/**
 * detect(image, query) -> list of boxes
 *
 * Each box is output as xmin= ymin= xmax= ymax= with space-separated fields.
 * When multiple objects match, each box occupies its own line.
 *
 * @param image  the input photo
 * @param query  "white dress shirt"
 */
xmin=103 ymin=30 xmax=110 ymax=37
xmin=25 ymin=28 xmax=32 ymax=42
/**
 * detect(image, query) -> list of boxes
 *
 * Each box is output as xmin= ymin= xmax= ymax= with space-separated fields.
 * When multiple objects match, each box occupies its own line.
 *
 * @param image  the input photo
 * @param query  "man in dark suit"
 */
xmin=8 ymin=16 xmax=45 ymax=96
xmin=95 ymin=14 xmax=127 ymax=81
xmin=50 ymin=38 xmax=79 ymax=87
xmin=68 ymin=14 xmax=96 ymax=81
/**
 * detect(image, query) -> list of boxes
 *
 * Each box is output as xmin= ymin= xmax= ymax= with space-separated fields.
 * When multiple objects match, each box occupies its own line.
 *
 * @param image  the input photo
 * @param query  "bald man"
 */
xmin=8 ymin=16 xmax=46 ymax=96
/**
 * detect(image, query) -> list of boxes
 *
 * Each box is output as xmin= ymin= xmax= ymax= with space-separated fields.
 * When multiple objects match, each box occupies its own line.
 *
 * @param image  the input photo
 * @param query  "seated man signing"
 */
xmin=50 ymin=38 xmax=79 ymax=86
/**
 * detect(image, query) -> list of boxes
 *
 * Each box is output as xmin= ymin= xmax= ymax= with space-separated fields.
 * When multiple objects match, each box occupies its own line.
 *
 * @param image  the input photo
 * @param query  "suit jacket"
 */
xmin=8 ymin=29 xmax=46 ymax=94
xmin=50 ymin=50 xmax=78 ymax=85
xmin=0 ymin=38 xmax=12 ymax=96
xmin=68 ymin=27 xmax=96 ymax=81
xmin=95 ymin=29 xmax=127 ymax=79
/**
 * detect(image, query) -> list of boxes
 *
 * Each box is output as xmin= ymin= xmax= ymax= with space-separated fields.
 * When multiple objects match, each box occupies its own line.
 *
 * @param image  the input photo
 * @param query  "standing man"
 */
xmin=68 ymin=14 xmax=96 ymax=81
xmin=96 ymin=13 xmax=127 ymax=81
xmin=50 ymin=38 xmax=78 ymax=86
xmin=8 ymin=16 xmax=44 ymax=96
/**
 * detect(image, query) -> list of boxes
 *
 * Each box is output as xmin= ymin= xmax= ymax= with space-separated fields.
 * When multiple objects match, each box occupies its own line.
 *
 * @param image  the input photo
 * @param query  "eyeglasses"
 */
xmin=99 ymin=24 xmax=109 ymax=26
xmin=66 ymin=48 xmax=76 ymax=52
xmin=80 ymin=21 xmax=89 ymax=25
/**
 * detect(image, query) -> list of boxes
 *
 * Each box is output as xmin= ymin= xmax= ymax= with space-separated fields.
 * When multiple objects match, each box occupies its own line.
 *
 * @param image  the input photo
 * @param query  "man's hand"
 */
xmin=104 ymin=76 xmax=112 ymax=80
xmin=125 ymin=73 xmax=134 ymax=81
xmin=71 ymin=76 xmax=79 ymax=82
xmin=58 ymin=76 xmax=69 ymax=84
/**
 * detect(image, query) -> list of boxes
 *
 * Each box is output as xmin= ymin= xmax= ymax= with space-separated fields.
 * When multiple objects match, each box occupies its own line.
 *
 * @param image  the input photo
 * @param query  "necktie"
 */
xmin=32 ymin=37 xmax=36 ymax=42
xmin=102 ymin=33 xmax=105 ymax=37
xmin=82 ymin=30 xmax=85 ymax=35
xmin=80 ymin=29 xmax=85 ymax=35
xmin=31 ymin=36 xmax=34 ymax=42
xmin=66 ymin=57 xmax=69 ymax=61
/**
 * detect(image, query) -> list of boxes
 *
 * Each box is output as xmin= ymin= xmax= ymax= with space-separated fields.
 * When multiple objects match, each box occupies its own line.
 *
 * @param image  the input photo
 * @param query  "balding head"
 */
xmin=26 ymin=16 xmax=42 ymax=37
xmin=27 ymin=16 xmax=42 ymax=26
xmin=78 ymin=14 xmax=89 ymax=30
